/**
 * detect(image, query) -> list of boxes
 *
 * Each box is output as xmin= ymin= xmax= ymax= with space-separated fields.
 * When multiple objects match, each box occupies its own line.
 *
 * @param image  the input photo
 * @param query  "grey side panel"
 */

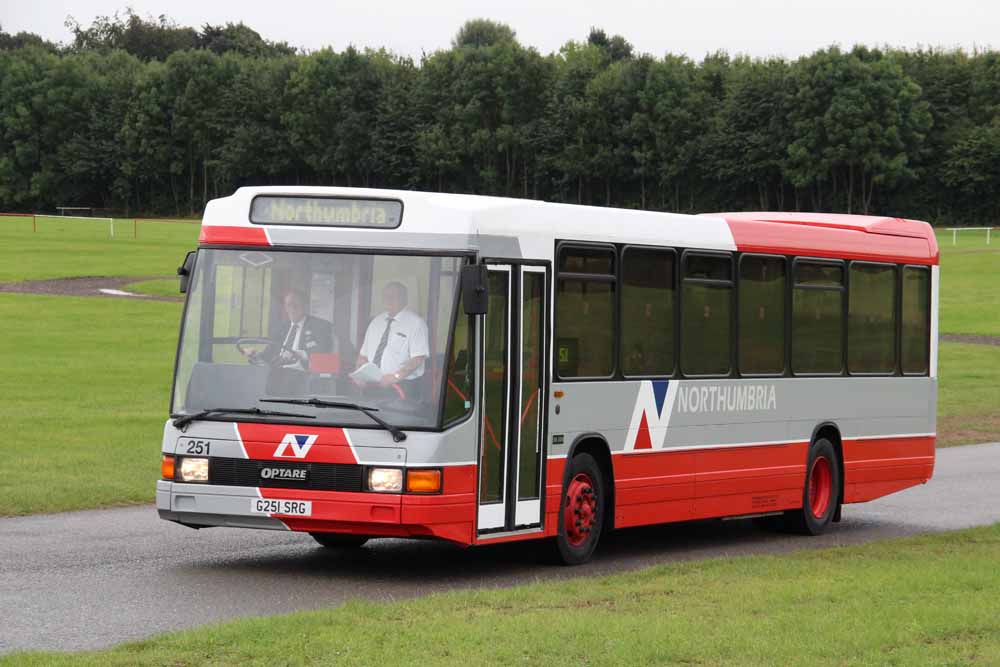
xmin=548 ymin=377 xmax=936 ymax=456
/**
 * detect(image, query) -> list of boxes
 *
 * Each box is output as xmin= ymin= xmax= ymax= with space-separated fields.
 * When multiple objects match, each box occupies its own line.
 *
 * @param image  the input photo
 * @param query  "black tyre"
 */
xmin=553 ymin=453 xmax=606 ymax=565
xmin=309 ymin=532 xmax=370 ymax=549
xmin=786 ymin=438 xmax=841 ymax=535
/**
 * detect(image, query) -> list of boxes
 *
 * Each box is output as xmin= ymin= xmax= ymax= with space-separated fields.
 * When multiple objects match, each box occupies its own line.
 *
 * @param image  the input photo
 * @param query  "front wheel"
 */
xmin=553 ymin=453 xmax=606 ymax=565
xmin=786 ymin=438 xmax=841 ymax=535
xmin=309 ymin=532 xmax=370 ymax=549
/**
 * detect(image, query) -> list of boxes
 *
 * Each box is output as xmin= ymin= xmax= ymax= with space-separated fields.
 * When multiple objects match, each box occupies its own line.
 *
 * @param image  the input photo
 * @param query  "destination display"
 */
xmin=250 ymin=196 xmax=402 ymax=228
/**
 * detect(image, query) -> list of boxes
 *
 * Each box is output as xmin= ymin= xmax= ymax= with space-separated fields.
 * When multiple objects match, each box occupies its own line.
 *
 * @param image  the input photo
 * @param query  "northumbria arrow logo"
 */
xmin=273 ymin=433 xmax=318 ymax=458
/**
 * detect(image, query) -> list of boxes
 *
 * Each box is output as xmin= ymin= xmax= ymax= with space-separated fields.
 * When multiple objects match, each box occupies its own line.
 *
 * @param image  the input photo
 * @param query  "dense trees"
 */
xmin=0 ymin=16 xmax=997 ymax=223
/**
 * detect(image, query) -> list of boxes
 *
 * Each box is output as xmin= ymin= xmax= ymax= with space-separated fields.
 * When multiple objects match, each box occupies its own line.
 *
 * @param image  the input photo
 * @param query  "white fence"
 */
xmin=945 ymin=227 xmax=993 ymax=245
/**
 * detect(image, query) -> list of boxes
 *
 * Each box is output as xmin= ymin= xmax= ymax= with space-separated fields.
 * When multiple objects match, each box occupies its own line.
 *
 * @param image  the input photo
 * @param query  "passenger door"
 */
xmin=476 ymin=264 xmax=548 ymax=533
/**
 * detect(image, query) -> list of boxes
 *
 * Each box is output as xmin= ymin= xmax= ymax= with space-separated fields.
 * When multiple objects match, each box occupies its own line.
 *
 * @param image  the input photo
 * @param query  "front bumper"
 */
xmin=156 ymin=480 xmax=475 ymax=543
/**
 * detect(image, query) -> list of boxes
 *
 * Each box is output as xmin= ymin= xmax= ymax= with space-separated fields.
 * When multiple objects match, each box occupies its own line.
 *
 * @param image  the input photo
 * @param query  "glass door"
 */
xmin=477 ymin=264 xmax=547 ymax=533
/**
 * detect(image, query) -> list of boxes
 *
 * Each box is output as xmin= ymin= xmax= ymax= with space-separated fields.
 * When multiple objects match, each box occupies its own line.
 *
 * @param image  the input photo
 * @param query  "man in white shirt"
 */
xmin=356 ymin=282 xmax=429 ymax=399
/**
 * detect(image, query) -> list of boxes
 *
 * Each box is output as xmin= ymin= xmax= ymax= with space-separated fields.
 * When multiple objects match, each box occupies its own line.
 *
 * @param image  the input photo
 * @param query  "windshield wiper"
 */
xmin=171 ymin=407 xmax=316 ymax=432
xmin=261 ymin=397 xmax=407 ymax=442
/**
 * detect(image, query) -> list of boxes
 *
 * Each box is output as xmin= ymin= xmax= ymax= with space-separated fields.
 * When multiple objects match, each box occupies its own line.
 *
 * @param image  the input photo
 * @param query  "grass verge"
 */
xmin=3 ymin=524 xmax=999 ymax=666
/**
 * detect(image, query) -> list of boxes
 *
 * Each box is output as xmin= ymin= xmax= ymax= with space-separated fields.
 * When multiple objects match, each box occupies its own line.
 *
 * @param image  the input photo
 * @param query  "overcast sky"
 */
xmin=3 ymin=0 xmax=996 ymax=60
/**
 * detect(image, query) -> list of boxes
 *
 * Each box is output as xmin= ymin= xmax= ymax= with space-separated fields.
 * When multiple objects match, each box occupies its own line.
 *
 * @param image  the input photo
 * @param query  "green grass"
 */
xmin=935 ymin=229 xmax=1000 ymax=336
xmin=0 ymin=294 xmax=181 ymax=516
xmin=937 ymin=342 xmax=1000 ymax=445
xmin=0 ymin=215 xmax=198 ymax=282
xmin=4 ymin=524 xmax=999 ymax=666
xmin=125 ymin=277 xmax=182 ymax=297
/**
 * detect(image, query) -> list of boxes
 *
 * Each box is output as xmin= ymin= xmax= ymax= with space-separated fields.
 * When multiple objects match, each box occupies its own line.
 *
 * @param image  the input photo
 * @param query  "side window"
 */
xmin=739 ymin=255 xmax=786 ymax=375
xmin=848 ymin=262 xmax=897 ymax=374
xmin=901 ymin=266 xmax=931 ymax=375
xmin=792 ymin=261 xmax=844 ymax=374
xmin=556 ymin=245 xmax=615 ymax=378
xmin=620 ymin=247 xmax=675 ymax=376
xmin=681 ymin=253 xmax=733 ymax=376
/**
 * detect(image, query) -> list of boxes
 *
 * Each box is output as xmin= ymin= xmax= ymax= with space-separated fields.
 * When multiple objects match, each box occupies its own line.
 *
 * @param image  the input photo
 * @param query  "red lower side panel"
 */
xmin=842 ymin=436 xmax=935 ymax=504
xmin=268 ymin=436 xmax=935 ymax=546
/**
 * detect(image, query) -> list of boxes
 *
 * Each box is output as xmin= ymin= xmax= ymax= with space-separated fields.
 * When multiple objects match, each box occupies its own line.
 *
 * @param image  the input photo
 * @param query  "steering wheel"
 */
xmin=236 ymin=337 xmax=275 ymax=366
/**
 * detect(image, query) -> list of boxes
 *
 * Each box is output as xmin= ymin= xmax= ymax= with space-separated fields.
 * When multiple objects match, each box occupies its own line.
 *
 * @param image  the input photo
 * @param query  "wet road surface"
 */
xmin=2 ymin=442 xmax=998 ymax=653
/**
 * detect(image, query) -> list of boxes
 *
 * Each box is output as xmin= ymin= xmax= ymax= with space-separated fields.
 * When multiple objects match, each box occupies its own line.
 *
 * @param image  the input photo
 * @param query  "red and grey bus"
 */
xmin=159 ymin=188 xmax=938 ymax=564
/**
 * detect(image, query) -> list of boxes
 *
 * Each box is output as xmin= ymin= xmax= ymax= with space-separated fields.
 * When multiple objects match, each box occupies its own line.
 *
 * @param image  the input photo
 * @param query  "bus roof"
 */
xmin=199 ymin=187 xmax=938 ymax=265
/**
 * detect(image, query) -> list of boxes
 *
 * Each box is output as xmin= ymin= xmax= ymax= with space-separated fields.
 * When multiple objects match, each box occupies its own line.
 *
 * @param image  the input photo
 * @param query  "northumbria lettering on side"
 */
xmin=676 ymin=383 xmax=777 ymax=414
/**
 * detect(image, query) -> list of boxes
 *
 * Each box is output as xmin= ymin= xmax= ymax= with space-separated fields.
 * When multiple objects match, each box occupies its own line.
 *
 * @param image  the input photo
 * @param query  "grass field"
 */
xmin=0 ymin=219 xmax=996 ymax=516
xmin=936 ymin=229 xmax=1000 ymax=337
xmin=0 ymin=215 xmax=198 ymax=282
xmin=4 ymin=523 xmax=998 ymax=666
xmin=0 ymin=294 xmax=181 ymax=515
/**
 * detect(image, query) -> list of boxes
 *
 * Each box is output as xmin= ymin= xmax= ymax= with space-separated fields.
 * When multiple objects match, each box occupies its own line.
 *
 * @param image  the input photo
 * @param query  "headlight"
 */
xmin=178 ymin=457 xmax=209 ymax=482
xmin=368 ymin=467 xmax=403 ymax=493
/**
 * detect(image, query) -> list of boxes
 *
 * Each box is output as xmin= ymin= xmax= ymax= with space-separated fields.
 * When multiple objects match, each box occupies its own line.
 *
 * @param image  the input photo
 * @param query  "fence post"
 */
xmin=988 ymin=228 xmax=992 ymax=245
xmin=952 ymin=229 xmax=957 ymax=245
xmin=32 ymin=214 xmax=36 ymax=233
xmin=134 ymin=218 xmax=137 ymax=239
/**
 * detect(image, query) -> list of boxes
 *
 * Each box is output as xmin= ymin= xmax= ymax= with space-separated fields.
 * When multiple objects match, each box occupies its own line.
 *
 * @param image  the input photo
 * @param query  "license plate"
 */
xmin=250 ymin=498 xmax=312 ymax=516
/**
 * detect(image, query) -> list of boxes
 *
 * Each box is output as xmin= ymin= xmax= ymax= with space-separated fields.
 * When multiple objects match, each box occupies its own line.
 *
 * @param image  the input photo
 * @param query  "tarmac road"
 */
xmin=2 ymin=442 xmax=998 ymax=654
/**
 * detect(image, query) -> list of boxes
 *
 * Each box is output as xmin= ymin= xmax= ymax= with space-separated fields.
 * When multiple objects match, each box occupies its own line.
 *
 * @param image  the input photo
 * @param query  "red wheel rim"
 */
xmin=808 ymin=456 xmax=832 ymax=518
xmin=563 ymin=473 xmax=598 ymax=547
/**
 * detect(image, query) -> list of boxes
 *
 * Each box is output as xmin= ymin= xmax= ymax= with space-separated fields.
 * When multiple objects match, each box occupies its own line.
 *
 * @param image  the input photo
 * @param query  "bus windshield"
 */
xmin=172 ymin=248 xmax=472 ymax=431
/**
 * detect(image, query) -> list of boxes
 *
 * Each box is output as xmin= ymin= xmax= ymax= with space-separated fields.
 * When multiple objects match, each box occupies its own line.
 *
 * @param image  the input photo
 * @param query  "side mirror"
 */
xmin=461 ymin=264 xmax=488 ymax=315
xmin=178 ymin=251 xmax=197 ymax=294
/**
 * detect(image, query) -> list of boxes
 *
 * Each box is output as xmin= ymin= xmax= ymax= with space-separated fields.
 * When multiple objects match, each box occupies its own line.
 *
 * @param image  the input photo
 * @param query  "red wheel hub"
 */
xmin=564 ymin=473 xmax=598 ymax=547
xmin=808 ymin=455 xmax=832 ymax=518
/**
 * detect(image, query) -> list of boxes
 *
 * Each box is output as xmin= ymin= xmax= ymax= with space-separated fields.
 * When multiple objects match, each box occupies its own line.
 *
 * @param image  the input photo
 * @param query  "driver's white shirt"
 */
xmin=360 ymin=308 xmax=429 ymax=379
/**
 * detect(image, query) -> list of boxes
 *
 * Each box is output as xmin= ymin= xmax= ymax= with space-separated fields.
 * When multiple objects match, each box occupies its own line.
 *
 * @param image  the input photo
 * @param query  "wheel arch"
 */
xmin=810 ymin=421 xmax=844 ymax=521
xmin=565 ymin=433 xmax=616 ymax=532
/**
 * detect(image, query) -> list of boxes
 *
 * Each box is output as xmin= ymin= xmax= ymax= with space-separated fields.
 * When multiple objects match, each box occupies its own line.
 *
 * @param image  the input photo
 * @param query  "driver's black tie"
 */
xmin=372 ymin=318 xmax=394 ymax=367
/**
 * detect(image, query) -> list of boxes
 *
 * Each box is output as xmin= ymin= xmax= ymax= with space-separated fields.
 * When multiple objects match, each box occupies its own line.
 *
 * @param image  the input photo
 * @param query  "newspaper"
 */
xmin=349 ymin=362 xmax=384 ymax=384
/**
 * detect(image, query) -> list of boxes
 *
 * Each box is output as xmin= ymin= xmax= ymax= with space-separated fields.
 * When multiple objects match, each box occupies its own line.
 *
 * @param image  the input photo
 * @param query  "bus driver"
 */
xmin=356 ymin=282 xmax=429 ymax=399
xmin=240 ymin=289 xmax=333 ymax=369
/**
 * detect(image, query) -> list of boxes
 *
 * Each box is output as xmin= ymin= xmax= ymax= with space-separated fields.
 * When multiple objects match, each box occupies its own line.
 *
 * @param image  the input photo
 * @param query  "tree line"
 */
xmin=1 ymin=13 xmax=998 ymax=224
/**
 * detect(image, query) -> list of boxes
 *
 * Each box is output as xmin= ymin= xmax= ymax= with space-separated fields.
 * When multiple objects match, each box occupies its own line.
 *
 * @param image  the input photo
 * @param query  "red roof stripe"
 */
xmin=199 ymin=225 xmax=270 ymax=246
xmin=716 ymin=213 xmax=938 ymax=265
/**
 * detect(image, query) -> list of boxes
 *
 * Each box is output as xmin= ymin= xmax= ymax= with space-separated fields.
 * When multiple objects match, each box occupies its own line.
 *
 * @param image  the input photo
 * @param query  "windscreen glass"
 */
xmin=172 ymin=249 xmax=467 ymax=429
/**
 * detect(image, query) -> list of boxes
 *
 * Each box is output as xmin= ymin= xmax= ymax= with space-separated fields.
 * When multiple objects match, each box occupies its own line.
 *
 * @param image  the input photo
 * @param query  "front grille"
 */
xmin=206 ymin=457 xmax=363 ymax=492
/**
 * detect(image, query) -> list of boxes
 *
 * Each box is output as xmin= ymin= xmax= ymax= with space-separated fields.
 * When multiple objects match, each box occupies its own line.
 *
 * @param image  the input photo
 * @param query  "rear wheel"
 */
xmin=309 ymin=532 xmax=369 ymax=549
xmin=554 ymin=453 xmax=606 ymax=565
xmin=786 ymin=438 xmax=841 ymax=535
